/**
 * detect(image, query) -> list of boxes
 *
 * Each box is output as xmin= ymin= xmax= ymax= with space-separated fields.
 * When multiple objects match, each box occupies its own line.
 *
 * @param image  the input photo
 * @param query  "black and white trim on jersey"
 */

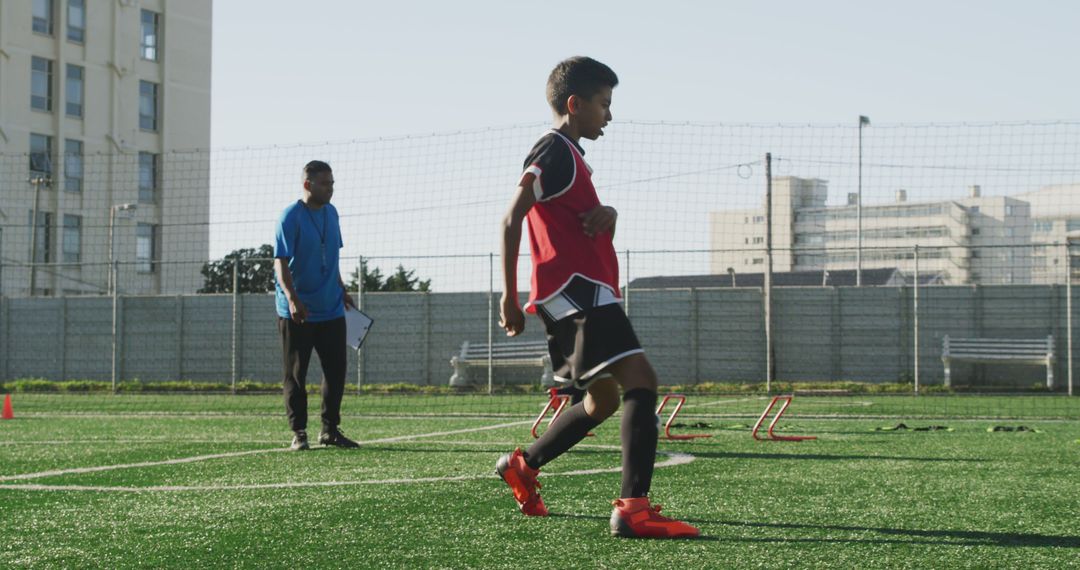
xmin=539 ymin=303 xmax=645 ymax=390
xmin=562 ymin=347 xmax=645 ymax=389
xmin=520 ymin=130 xmax=593 ymax=202
xmin=537 ymin=274 xmax=620 ymax=322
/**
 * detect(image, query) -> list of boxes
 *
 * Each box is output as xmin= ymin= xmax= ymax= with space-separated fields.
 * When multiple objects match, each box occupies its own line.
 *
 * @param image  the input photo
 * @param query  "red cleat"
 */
xmin=496 ymin=448 xmax=548 ymax=517
xmin=610 ymin=497 xmax=700 ymax=538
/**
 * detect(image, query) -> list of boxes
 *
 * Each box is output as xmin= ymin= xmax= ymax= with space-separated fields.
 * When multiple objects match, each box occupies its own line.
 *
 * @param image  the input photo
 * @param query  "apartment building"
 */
xmin=1021 ymin=184 xmax=1080 ymax=284
xmin=0 ymin=0 xmax=211 ymax=296
xmin=709 ymin=177 xmax=1033 ymax=285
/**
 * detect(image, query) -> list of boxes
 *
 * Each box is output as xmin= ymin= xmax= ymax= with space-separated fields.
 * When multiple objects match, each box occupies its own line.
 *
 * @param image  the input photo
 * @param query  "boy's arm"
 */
xmin=580 ymin=205 xmax=618 ymax=239
xmin=499 ymin=176 xmax=538 ymax=336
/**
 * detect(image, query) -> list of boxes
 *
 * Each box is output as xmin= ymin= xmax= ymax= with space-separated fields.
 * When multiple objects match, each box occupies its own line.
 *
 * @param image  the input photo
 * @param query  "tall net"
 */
xmin=1 ymin=120 xmax=1078 ymax=420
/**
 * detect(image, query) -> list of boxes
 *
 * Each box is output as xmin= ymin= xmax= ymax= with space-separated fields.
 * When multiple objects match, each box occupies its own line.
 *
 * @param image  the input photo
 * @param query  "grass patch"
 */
xmin=1 ymin=394 xmax=1079 ymax=568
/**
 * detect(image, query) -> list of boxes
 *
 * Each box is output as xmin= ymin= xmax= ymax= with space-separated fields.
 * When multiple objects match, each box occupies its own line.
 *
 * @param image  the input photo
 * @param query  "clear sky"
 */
xmin=204 ymin=1 xmax=1080 ymax=292
xmin=211 ymin=0 xmax=1080 ymax=148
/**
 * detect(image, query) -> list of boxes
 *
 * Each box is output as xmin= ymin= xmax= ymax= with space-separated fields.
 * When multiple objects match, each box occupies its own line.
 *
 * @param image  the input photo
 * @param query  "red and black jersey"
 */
xmin=519 ymin=129 xmax=620 ymax=313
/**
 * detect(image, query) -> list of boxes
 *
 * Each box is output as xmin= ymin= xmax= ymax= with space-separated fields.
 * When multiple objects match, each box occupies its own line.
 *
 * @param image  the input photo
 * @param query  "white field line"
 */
xmin=676 ymin=397 xmax=762 ymax=409
xmin=0 ymin=449 xmax=693 ymax=493
xmin=676 ymin=396 xmax=875 ymax=410
xmin=13 ymin=412 xmax=534 ymax=420
xmin=0 ymin=439 xmax=694 ymax=493
xmin=0 ymin=420 xmax=532 ymax=483
xmin=0 ymin=438 xmax=522 ymax=446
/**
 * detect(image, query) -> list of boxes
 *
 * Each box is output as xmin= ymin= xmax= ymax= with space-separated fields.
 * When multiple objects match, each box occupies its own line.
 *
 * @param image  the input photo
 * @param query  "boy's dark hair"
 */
xmin=546 ymin=56 xmax=618 ymax=115
xmin=303 ymin=160 xmax=332 ymax=181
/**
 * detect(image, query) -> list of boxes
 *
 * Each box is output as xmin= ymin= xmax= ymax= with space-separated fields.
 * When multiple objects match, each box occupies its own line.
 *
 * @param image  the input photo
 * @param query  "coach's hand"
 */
xmin=289 ymin=297 xmax=309 ymax=324
xmin=580 ymin=205 xmax=617 ymax=238
xmin=499 ymin=295 xmax=525 ymax=337
xmin=343 ymin=291 xmax=356 ymax=311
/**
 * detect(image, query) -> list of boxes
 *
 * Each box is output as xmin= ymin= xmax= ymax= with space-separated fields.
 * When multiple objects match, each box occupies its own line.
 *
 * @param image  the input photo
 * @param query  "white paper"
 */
xmin=345 ymin=307 xmax=374 ymax=350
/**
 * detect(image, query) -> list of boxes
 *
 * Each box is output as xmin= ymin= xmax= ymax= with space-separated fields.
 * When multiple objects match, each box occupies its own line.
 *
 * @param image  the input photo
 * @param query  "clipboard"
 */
xmin=345 ymin=306 xmax=374 ymax=350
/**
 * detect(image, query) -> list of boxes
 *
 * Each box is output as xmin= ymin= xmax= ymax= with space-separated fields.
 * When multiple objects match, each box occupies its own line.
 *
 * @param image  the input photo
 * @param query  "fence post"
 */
xmin=176 ymin=295 xmax=185 ymax=381
xmin=831 ymin=286 xmax=842 ymax=381
xmin=690 ymin=287 xmax=699 ymax=385
xmin=357 ymin=256 xmax=366 ymax=391
xmin=424 ymin=291 xmax=432 ymax=385
xmin=914 ymin=245 xmax=920 ymax=395
xmin=624 ymin=249 xmax=631 ymax=317
xmin=0 ymin=296 xmax=8 ymax=381
xmin=60 ymin=297 xmax=68 ymax=381
xmin=1066 ymin=241 xmax=1074 ymax=397
xmin=487 ymin=252 xmax=494 ymax=395
xmin=231 ymin=259 xmax=239 ymax=394
xmin=111 ymin=261 xmax=120 ymax=393
xmin=764 ymin=153 xmax=774 ymax=392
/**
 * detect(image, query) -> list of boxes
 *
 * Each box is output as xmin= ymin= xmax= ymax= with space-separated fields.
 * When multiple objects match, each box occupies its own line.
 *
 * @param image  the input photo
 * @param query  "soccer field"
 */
xmin=2 ymin=394 xmax=1079 ymax=569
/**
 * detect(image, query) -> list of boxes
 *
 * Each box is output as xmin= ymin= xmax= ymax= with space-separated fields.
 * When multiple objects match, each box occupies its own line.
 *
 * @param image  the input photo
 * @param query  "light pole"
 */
xmin=726 ymin=267 xmax=736 ymax=288
xmin=108 ymin=203 xmax=137 ymax=294
xmin=28 ymin=171 xmax=52 ymax=296
xmin=1067 ymin=231 xmax=1079 ymax=397
xmin=856 ymin=115 xmax=870 ymax=287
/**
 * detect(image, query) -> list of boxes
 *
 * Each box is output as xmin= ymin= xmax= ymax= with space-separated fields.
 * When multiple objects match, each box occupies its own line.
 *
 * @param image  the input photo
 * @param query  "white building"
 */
xmin=1019 ymin=184 xmax=1080 ymax=284
xmin=709 ymin=177 xmax=1033 ymax=285
xmin=0 ymin=0 xmax=211 ymax=296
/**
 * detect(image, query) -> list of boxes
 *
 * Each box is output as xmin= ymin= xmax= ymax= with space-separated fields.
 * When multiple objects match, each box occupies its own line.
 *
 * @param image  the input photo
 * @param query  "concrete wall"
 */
xmin=1 ymin=285 xmax=1076 ymax=388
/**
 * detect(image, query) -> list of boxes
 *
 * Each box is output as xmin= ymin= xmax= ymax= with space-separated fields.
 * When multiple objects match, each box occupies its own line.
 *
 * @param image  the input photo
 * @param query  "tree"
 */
xmin=383 ymin=264 xmax=432 ymax=292
xmin=346 ymin=259 xmax=431 ymax=292
xmin=199 ymin=244 xmax=276 ymax=293
xmin=346 ymin=259 xmax=384 ymax=293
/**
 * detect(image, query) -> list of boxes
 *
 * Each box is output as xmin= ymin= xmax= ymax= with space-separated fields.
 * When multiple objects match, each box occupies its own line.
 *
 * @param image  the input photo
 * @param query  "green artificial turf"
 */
xmin=1 ymin=394 xmax=1078 ymax=568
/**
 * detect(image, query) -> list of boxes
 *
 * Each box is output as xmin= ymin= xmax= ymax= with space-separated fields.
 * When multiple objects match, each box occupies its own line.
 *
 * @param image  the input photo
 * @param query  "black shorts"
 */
xmin=538 ymin=303 xmax=644 ymax=390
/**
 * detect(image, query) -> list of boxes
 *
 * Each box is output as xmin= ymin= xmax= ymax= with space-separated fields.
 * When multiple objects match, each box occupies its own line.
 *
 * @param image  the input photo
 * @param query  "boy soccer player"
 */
xmin=495 ymin=57 xmax=699 ymax=538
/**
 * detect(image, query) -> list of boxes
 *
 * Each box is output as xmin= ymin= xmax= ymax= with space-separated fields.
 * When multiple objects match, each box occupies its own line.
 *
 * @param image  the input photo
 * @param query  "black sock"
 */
xmin=620 ymin=388 xmax=658 ymax=498
xmin=524 ymin=402 xmax=601 ymax=469
xmin=570 ymin=388 xmax=585 ymax=406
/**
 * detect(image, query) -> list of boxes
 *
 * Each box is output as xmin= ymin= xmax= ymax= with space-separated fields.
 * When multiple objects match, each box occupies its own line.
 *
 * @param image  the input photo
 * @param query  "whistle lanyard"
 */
xmin=303 ymin=203 xmax=328 ymax=275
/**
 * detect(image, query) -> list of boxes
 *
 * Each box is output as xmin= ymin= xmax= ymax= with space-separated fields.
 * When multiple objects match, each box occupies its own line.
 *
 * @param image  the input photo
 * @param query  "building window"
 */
xmin=1005 ymin=227 xmax=1015 ymax=238
xmin=139 ymin=81 xmax=159 ymax=131
xmin=63 ymin=214 xmax=81 ymax=263
xmin=751 ymin=258 xmax=764 ymax=265
xmin=64 ymin=139 xmax=82 ymax=193
xmin=31 ymin=57 xmax=54 ymax=112
xmin=67 ymin=0 xmax=85 ymax=43
xmin=66 ymin=64 xmax=84 ymax=117
xmin=30 ymin=133 xmax=54 ymax=177
xmin=971 ymin=228 xmax=981 ymax=236
xmin=33 ymin=0 xmax=53 ymax=35
xmin=139 ymin=152 xmax=158 ymax=203
xmin=28 ymin=211 xmax=53 ymax=263
xmin=969 ymin=206 xmax=980 ymax=214
xmin=753 ymin=216 xmax=765 ymax=223
xmin=752 ymin=236 xmax=764 ymax=244
xmin=1066 ymin=219 xmax=1080 ymax=232
xmin=141 ymin=10 xmax=160 ymax=61
xmin=136 ymin=223 xmax=158 ymax=273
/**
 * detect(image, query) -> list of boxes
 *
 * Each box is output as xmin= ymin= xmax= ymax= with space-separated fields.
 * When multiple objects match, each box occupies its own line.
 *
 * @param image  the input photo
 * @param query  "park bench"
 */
xmin=941 ymin=335 xmax=1055 ymax=388
xmin=449 ymin=340 xmax=555 ymax=387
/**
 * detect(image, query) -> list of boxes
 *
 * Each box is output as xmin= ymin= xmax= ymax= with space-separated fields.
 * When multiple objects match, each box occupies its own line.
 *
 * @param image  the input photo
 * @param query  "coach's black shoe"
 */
xmin=319 ymin=428 xmax=360 ymax=448
xmin=290 ymin=430 xmax=310 ymax=451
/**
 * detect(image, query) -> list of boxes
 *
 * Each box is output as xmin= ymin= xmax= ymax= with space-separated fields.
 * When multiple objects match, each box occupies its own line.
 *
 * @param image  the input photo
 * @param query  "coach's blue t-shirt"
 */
xmin=274 ymin=200 xmax=345 ymax=322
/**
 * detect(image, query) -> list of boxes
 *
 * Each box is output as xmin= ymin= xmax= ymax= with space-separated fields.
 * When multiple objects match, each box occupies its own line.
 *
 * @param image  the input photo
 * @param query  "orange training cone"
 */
xmin=1 ymin=394 xmax=13 ymax=420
